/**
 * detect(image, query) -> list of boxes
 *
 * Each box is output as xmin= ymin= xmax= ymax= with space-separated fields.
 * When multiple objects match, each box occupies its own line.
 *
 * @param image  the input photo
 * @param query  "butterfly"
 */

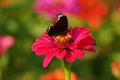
xmin=46 ymin=14 xmax=68 ymax=36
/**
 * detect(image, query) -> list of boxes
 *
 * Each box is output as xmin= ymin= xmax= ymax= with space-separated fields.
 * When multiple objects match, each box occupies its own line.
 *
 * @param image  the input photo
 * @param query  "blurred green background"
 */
xmin=0 ymin=0 xmax=120 ymax=80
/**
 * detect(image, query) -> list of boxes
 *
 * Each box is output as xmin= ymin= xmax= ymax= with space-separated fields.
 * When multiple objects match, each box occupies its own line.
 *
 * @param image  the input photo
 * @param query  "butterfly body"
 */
xmin=47 ymin=14 xmax=68 ymax=36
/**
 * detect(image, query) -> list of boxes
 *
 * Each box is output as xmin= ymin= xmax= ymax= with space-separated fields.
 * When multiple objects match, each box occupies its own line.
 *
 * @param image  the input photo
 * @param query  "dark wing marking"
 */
xmin=47 ymin=14 xmax=68 ymax=36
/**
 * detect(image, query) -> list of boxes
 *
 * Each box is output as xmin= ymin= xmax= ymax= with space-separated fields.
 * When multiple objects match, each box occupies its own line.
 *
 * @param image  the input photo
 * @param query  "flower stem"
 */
xmin=63 ymin=59 xmax=71 ymax=80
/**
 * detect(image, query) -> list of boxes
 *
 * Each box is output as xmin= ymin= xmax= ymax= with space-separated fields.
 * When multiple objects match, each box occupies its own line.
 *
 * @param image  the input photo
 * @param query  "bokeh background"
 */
xmin=0 ymin=0 xmax=120 ymax=80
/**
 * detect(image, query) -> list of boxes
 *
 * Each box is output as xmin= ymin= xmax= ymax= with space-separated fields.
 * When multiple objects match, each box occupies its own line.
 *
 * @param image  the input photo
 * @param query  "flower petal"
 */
xmin=73 ymin=50 xmax=85 ymax=58
xmin=35 ymin=47 xmax=50 ymax=55
xmin=72 ymin=27 xmax=91 ymax=44
xmin=78 ymin=36 xmax=96 ymax=47
xmin=55 ymin=49 xmax=66 ymax=58
xmin=32 ymin=43 xmax=40 ymax=51
xmin=65 ymin=51 xmax=75 ymax=62
xmin=69 ymin=44 xmax=78 ymax=50
xmin=36 ymin=36 xmax=54 ymax=44
xmin=43 ymin=53 xmax=55 ymax=67
xmin=86 ymin=47 xmax=96 ymax=53
xmin=77 ymin=36 xmax=96 ymax=53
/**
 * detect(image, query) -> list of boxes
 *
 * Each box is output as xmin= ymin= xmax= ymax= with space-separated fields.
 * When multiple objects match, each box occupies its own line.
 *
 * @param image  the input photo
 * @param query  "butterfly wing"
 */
xmin=47 ymin=14 xmax=68 ymax=36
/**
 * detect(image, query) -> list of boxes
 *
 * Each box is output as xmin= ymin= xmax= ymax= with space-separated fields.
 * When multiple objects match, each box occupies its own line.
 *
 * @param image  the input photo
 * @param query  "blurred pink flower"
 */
xmin=0 ymin=35 xmax=15 ymax=55
xmin=111 ymin=61 xmax=120 ymax=78
xmin=33 ymin=0 xmax=79 ymax=17
xmin=33 ymin=0 xmax=107 ymax=30
xmin=32 ymin=27 xmax=96 ymax=67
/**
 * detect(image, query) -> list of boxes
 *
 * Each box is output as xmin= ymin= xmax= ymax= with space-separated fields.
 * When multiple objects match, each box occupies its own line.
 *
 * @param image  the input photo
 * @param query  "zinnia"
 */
xmin=76 ymin=0 xmax=107 ymax=30
xmin=40 ymin=69 xmax=79 ymax=80
xmin=111 ymin=61 xmax=120 ymax=78
xmin=32 ymin=26 xmax=96 ymax=67
xmin=0 ymin=35 xmax=15 ymax=55
xmin=33 ymin=0 xmax=79 ymax=17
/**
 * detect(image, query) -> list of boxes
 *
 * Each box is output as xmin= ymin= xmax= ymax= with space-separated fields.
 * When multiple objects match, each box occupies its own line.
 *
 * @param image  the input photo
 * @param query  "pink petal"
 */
xmin=36 ymin=36 xmax=53 ymax=43
xmin=36 ymin=33 xmax=55 ymax=43
xmin=88 ymin=37 xmax=96 ymax=46
xmin=77 ymin=36 xmax=96 ymax=53
xmin=55 ymin=49 xmax=66 ymax=58
xmin=32 ymin=43 xmax=40 ymax=51
xmin=32 ymin=41 xmax=52 ymax=51
xmin=73 ymin=50 xmax=85 ymax=58
xmin=78 ymin=44 xmax=96 ymax=53
xmin=71 ymin=27 xmax=91 ymax=44
xmin=43 ymin=53 xmax=55 ymax=67
xmin=86 ymin=47 xmax=96 ymax=53
xmin=69 ymin=44 xmax=78 ymax=50
xmin=32 ymin=34 xmax=56 ymax=51
xmin=35 ymin=47 xmax=50 ymax=55
xmin=65 ymin=51 xmax=75 ymax=62
xmin=32 ymin=41 xmax=50 ymax=51
xmin=78 ymin=44 xmax=92 ymax=50
xmin=78 ymin=36 xmax=96 ymax=46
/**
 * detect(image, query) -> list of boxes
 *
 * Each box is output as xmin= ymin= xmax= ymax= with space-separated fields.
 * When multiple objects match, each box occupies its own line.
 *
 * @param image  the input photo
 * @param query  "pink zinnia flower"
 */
xmin=33 ymin=0 xmax=79 ymax=17
xmin=32 ymin=26 xmax=96 ymax=67
xmin=33 ymin=0 xmax=107 ymax=30
xmin=0 ymin=35 xmax=15 ymax=55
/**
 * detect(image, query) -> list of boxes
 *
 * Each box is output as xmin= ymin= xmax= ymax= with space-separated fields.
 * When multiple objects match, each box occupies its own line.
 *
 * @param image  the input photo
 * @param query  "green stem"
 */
xmin=63 ymin=59 xmax=71 ymax=80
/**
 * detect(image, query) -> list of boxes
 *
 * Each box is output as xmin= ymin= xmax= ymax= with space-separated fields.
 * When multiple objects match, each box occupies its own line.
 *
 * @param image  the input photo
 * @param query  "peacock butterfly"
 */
xmin=46 ymin=14 xmax=68 ymax=36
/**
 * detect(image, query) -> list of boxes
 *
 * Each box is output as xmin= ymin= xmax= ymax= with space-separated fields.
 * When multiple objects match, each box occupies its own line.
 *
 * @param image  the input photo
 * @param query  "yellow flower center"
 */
xmin=56 ymin=33 xmax=72 ymax=47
